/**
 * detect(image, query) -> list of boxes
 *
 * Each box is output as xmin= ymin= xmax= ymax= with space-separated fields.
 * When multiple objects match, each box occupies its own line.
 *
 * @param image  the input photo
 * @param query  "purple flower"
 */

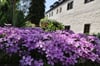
xmin=20 ymin=56 xmax=33 ymax=66
xmin=0 ymin=27 xmax=100 ymax=66
xmin=34 ymin=59 xmax=44 ymax=66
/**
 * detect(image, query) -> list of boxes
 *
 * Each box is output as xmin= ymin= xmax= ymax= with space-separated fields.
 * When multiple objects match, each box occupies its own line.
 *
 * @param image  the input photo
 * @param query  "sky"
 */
xmin=45 ymin=0 xmax=58 ymax=11
xmin=19 ymin=0 xmax=58 ymax=14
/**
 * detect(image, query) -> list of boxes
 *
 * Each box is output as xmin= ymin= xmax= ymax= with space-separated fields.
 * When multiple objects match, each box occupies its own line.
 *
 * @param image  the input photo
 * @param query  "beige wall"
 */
xmin=46 ymin=0 xmax=100 ymax=34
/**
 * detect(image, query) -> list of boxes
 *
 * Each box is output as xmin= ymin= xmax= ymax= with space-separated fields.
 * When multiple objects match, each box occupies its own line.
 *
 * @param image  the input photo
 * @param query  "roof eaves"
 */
xmin=46 ymin=0 xmax=69 ymax=14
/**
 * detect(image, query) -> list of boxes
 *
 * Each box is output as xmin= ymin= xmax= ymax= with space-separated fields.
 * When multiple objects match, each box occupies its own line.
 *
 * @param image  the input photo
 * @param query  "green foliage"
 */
xmin=0 ymin=0 xmax=7 ymax=6
xmin=40 ymin=18 xmax=65 ymax=31
xmin=0 ymin=0 xmax=46 ymax=27
xmin=14 ymin=11 xmax=26 ymax=27
xmin=93 ymin=33 xmax=100 ymax=39
xmin=0 ymin=11 xmax=7 ymax=26
xmin=0 ymin=50 xmax=20 ymax=65
xmin=27 ymin=0 xmax=45 ymax=26
xmin=24 ymin=21 xmax=35 ymax=27
xmin=0 ymin=0 xmax=26 ymax=27
xmin=0 ymin=1 xmax=10 ymax=26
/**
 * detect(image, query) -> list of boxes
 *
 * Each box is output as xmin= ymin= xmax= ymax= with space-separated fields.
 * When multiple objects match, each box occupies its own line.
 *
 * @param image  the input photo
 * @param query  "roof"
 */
xmin=46 ymin=0 xmax=69 ymax=14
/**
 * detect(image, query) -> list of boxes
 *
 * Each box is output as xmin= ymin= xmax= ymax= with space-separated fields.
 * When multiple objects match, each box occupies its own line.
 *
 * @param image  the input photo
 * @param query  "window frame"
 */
xmin=84 ymin=0 xmax=94 ymax=4
xmin=60 ymin=7 xmax=62 ymax=13
xmin=51 ymin=11 xmax=53 ymax=16
xmin=67 ymin=1 xmax=73 ymax=10
xmin=65 ymin=25 xmax=70 ymax=30
xmin=56 ymin=9 xmax=58 ymax=14
xmin=83 ymin=24 xmax=91 ymax=34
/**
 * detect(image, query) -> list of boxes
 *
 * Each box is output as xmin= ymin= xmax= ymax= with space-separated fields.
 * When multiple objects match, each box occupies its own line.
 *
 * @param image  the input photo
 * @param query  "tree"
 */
xmin=27 ymin=0 xmax=45 ymax=26
xmin=0 ymin=0 xmax=26 ymax=27
xmin=0 ymin=0 xmax=11 ymax=26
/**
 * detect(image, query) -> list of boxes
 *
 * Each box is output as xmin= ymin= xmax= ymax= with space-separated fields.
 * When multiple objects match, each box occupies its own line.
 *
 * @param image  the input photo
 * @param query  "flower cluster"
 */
xmin=0 ymin=27 xmax=100 ymax=66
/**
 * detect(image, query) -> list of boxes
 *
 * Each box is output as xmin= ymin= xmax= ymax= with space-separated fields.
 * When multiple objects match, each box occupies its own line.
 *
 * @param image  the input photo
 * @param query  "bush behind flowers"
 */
xmin=40 ymin=18 xmax=64 ymax=31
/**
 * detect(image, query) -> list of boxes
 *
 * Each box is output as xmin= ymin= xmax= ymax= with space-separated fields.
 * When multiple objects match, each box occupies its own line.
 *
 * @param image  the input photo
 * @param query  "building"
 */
xmin=45 ymin=0 xmax=100 ymax=34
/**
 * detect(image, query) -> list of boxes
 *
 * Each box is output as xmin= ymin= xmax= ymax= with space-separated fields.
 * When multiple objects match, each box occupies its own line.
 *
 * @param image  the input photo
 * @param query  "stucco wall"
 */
xmin=46 ymin=0 xmax=100 ymax=34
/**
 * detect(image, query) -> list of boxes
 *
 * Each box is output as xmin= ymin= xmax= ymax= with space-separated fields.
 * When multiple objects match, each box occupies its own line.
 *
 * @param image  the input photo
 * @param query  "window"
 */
xmin=56 ymin=9 xmax=58 ymax=14
xmin=84 ymin=24 xmax=90 ymax=34
xmin=67 ymin=1 xmax=73 ymax=10
xmin=60 ymin=7 xmax=62 ymax=13
xmin=49 ymin=13 xmax=50 ymax=17
xmin=65 ymin=25 xmax=70 ymax=30
xmin=84 ymin=0 xmax=94 ymax=3
xmin=51 ymin=12 xmax=53 ymax=16
xmin=46 ymin=15 xmax=48 ymax=17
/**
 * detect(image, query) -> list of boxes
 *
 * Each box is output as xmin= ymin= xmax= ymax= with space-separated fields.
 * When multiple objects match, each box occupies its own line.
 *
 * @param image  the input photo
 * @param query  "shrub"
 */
xmin=40 ymin=18 xmax=64 ymax=31
xmin=93 ymin=33 xmax=100 ymax=39
xmin=0 ymin=27 xmax=100 ymax=66
xmin=24 ymin=21 xmax=36 ymax=27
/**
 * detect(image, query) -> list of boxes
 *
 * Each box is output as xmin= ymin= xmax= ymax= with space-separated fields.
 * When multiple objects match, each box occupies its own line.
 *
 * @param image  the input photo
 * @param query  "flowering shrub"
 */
xmin=0 ymin=27 xmax=100 ymax=66
xmin=40 ymin=18 xmax=64 ymax=31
